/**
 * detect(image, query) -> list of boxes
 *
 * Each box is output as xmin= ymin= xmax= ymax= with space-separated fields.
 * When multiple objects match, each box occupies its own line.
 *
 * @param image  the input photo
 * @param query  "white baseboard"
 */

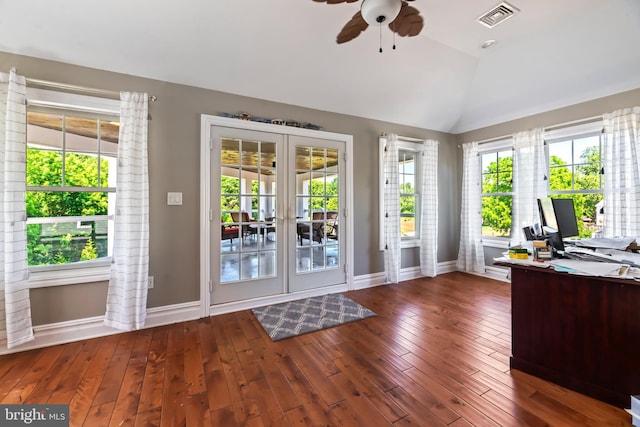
xmin=0 ymin=260 xmax=475 ymax=354
xmin=145 ymin=301 xmax=201 ymax=327
xmin=351 ymin=272 xmax=386 ymax=290
xmin=438 ymin=261 xmax=458 ymax=274
xmin=485 ymin=265 xmax=510 ymax=282
xmin=0 ymin=301 xmax=200 ymax=355
xmin=350 ymin=261 xmax=459 ymax=290
xmin=459 ymin=264 xmax=510 ymax=283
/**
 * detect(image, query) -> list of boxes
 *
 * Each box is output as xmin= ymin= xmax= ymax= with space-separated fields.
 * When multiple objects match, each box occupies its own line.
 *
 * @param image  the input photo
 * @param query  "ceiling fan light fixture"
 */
xmin=360 ymin=0 xmax=402 ymax=26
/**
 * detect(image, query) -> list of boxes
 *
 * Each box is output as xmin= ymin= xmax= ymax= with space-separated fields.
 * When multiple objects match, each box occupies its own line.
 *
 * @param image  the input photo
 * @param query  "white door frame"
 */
xmin=199 ymin=114 xmax=354 ymax=317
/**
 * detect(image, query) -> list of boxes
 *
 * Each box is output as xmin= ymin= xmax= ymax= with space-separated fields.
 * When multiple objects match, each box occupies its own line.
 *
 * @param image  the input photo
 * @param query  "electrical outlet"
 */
xmin=148 ymin=276 xmax=154 ymax=289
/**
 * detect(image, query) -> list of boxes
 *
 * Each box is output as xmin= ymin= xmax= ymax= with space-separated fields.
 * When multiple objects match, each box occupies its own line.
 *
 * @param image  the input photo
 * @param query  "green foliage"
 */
xmin=574 ymin=146 xmax=603 ymax=231
xmin=548 ymin=155 xmax=572 ymax=191
xmin=482 ymin=145 xmax=603 ymax=238
xmin=220 ymin=176 xmax=240 ymax=222
xmin=26 ymin=149 xmax=109 ymax=266
xmin=548 ymin=148 xmax=603 ymax=237
xmin=309 ymin=177 xmax=339 ymax=212
xmin=400 ymin=183 xmax=415 ymax=214
xmin=482 ymin=196 xmax=512 ymax=236
xmin=26 ymin=150 xmax=109 ymax=218
xmin=81 ymin=238 xmax=97 ymax=261
xmin=482 ymin=156 xmax=513 ymax=236
xmin=27 ymin=224 xmax=51 ymax=266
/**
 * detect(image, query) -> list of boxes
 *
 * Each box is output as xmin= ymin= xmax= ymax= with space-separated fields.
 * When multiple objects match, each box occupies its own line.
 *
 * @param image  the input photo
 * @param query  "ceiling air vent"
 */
xmin=477 ymin=2 xmax=520 ymax=28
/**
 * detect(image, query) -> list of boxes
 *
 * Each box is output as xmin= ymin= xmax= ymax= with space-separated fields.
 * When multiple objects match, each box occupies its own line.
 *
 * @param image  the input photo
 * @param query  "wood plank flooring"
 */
xmin=0 ymin=272 xmax=632 ymax=426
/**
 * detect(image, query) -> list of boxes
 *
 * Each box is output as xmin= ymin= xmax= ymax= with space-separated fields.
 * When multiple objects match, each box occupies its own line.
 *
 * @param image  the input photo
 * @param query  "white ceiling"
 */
xmin=1 ymin=0 xmax=639 ymax=133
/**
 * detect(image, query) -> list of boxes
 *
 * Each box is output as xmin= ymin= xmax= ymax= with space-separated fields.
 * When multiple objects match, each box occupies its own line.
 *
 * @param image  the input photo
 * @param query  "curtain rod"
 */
xmin=469 ymin=114 xmax=603 ymax=146
xmin=25 ymin=77 xmax=157 ymax=102
xmin=379 ymin=133 xmax=424 ymax=143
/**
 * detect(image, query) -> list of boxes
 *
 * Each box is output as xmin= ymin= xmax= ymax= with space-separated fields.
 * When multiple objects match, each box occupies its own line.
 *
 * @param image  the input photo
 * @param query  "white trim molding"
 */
xmin=351 ymin=261 xmax=459 ymax=290
xmin=0 ymin=260 xmax=498 ymax=354
xmin=458 ymin=264 xmax=510 ymax=283
xmin=200 ymin=114 xmax=354 ymax=315
xmin=0 ymin=301 xmax=201 ymax=355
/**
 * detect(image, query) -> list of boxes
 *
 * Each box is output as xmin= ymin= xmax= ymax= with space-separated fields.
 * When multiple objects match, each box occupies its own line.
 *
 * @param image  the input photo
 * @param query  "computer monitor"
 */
xmin=537 ymin=197 xmax=579 ymax=238
xmin=537 ymin=197 xmax=558 ymax=230
xmin=551 ymin=198 xmax=579 ymax=238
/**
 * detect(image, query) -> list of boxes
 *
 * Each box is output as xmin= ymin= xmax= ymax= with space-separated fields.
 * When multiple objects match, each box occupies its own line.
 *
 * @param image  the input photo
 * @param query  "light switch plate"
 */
xmin=167 ymin=192 xmax=183 ymax=205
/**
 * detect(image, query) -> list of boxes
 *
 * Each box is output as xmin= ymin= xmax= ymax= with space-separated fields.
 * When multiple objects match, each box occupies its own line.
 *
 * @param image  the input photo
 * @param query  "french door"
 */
xmin=210 ymin=126 xmax=346 ymax=305
xmin=288 ymin=135 xmax=346 ymax=292
xmin=211 ymin=127 xmax=284 ymax=304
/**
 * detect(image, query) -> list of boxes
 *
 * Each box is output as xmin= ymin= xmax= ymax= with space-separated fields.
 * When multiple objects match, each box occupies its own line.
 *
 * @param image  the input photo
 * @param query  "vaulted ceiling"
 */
xmin=1 ymin=0 xmax=639 ymax=133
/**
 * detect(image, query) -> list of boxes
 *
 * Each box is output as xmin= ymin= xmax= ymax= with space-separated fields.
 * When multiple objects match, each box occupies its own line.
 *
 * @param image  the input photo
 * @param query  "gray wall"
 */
xmin=0 ymin=51 xmax=460 ymax=325
xmin=6 ymin=52 xmax=639 ymax=326
xmin=458 ymin=88 xmax=640 ymax=144
xmin=457 ymin=87 xmax=640 ymax=266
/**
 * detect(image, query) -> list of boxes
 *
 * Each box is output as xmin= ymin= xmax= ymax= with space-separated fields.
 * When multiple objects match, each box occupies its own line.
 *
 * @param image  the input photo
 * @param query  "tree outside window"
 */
xmin=481 ymin=150 xmax=513 ymax=237
xmin=548 ymin=135 xmax=603 ymax=237
xmin=26 ymin=112 xmax=117 ymax=267
xmin=399 ymin=150 xmax=417 ymax=238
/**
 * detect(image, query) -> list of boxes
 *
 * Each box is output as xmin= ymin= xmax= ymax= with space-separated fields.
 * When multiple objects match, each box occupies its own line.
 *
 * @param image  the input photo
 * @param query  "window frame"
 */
xmin=378 ymin=136 xmax=425 ymax=251
xmin=544 ymin=124 xmax=604 ymax=238
xmin=476 ymin=121 xmax=605 ymax=248
xmin=25 ymin=88 xmax=119 ymax=287
xmin=479 ymin=138 xmax=514 ymax=247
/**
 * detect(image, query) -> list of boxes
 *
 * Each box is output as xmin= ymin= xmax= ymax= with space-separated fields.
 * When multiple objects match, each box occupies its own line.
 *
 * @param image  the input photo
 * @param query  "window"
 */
xmin=476 ymin=124 xmax=604 ymax=244
xmin=399 ymin=149 xmax=418 ymax=239
xmin=26 ymin=109 xmax=119 ymax=273
xmin=547 ymin=132 xmax=603 ymax=237
xmin=379 ymin=137 xmax=424 ymax=249
xmin=481 ymin=148 xmax=513 ymax=238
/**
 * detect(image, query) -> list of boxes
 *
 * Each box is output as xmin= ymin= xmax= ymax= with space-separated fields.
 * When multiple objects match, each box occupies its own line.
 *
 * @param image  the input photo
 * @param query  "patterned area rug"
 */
xmin=252 ymin=293 xmax=376 ymax=341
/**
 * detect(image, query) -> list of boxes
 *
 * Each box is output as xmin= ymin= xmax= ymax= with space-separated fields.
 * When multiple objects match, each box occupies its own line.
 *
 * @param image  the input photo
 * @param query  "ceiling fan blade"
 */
xmin=336 ymin=11 xmax=369 ymax=44
xmin=389 ymin=1 xmax=424 ymax=37
xmin=312 ymin=0 xmax=359 ymax=3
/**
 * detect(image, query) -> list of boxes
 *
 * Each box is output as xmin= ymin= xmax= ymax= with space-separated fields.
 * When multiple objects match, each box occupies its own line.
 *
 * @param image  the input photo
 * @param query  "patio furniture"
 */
xmin=231 ymin=212 xmax=258 ymax=242
xmin=221 ymin=223 xmax=240 ymax=243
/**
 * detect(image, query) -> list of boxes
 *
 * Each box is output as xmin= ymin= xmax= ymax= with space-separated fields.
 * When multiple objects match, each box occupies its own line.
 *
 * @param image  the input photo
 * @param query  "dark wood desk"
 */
xmin=507 ymin=263 xmax=640 ymax=407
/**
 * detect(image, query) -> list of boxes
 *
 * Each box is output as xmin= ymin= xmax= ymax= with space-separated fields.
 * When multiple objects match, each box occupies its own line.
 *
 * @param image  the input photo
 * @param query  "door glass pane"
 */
xmin=295 ymin=146 xmax=340 ymax=274
xmin=220 ymin=137 xmax=276 ymax=283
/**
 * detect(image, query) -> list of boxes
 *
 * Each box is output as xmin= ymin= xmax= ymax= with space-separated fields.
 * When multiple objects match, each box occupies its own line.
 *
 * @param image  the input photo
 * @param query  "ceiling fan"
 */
xmin=313 ymin=0 xmax=424 ymax=49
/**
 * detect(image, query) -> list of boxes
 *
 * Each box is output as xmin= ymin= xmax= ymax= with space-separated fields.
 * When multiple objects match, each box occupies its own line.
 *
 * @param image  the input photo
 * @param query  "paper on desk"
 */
xmin=573 ymin=237 xmax=636 ymax=250
xmin=550 ymin=260 xmax=629 ymax=277
xmin=595 ymin=248 xmax=640 ymax=267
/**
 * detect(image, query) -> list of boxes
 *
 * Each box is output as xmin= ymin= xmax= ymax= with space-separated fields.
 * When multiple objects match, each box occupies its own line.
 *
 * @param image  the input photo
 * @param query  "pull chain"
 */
xmin=379 ymin=23 xmax=383 ymax=53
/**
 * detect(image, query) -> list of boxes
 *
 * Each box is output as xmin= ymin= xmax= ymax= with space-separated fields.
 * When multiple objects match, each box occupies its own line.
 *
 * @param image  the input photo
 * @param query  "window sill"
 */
xmin=400 ymin=239 xmax=420 ymax=249
xmin=482 ymin=238 xmax=510 ymax=249
xmin=29 ymin=263 xmax=111 ymax=289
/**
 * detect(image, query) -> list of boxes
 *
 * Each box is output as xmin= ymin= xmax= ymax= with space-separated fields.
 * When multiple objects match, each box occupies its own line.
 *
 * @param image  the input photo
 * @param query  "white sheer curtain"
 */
xmin=511 ymin=128 xmax=547 ymax=243
xmin=456 ymin=142 xmax=485 ymax=273
xmin=104 ymin=92 xmax=150 ymax=331
xmin=0 ymin=69 xmax=33 ymax=348
xmin=420 ymin=139 xmax=438 ymax=277
xmin=603 ymin=107 xmax=640 ymax=238
xmin=383 ymin=133 xmax=400 ymax=283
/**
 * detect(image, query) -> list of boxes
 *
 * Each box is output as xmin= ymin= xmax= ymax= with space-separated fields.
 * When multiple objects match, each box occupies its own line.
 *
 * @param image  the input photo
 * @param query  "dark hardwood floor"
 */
xmin=0 ymin=272 xmax=632 ymax=426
